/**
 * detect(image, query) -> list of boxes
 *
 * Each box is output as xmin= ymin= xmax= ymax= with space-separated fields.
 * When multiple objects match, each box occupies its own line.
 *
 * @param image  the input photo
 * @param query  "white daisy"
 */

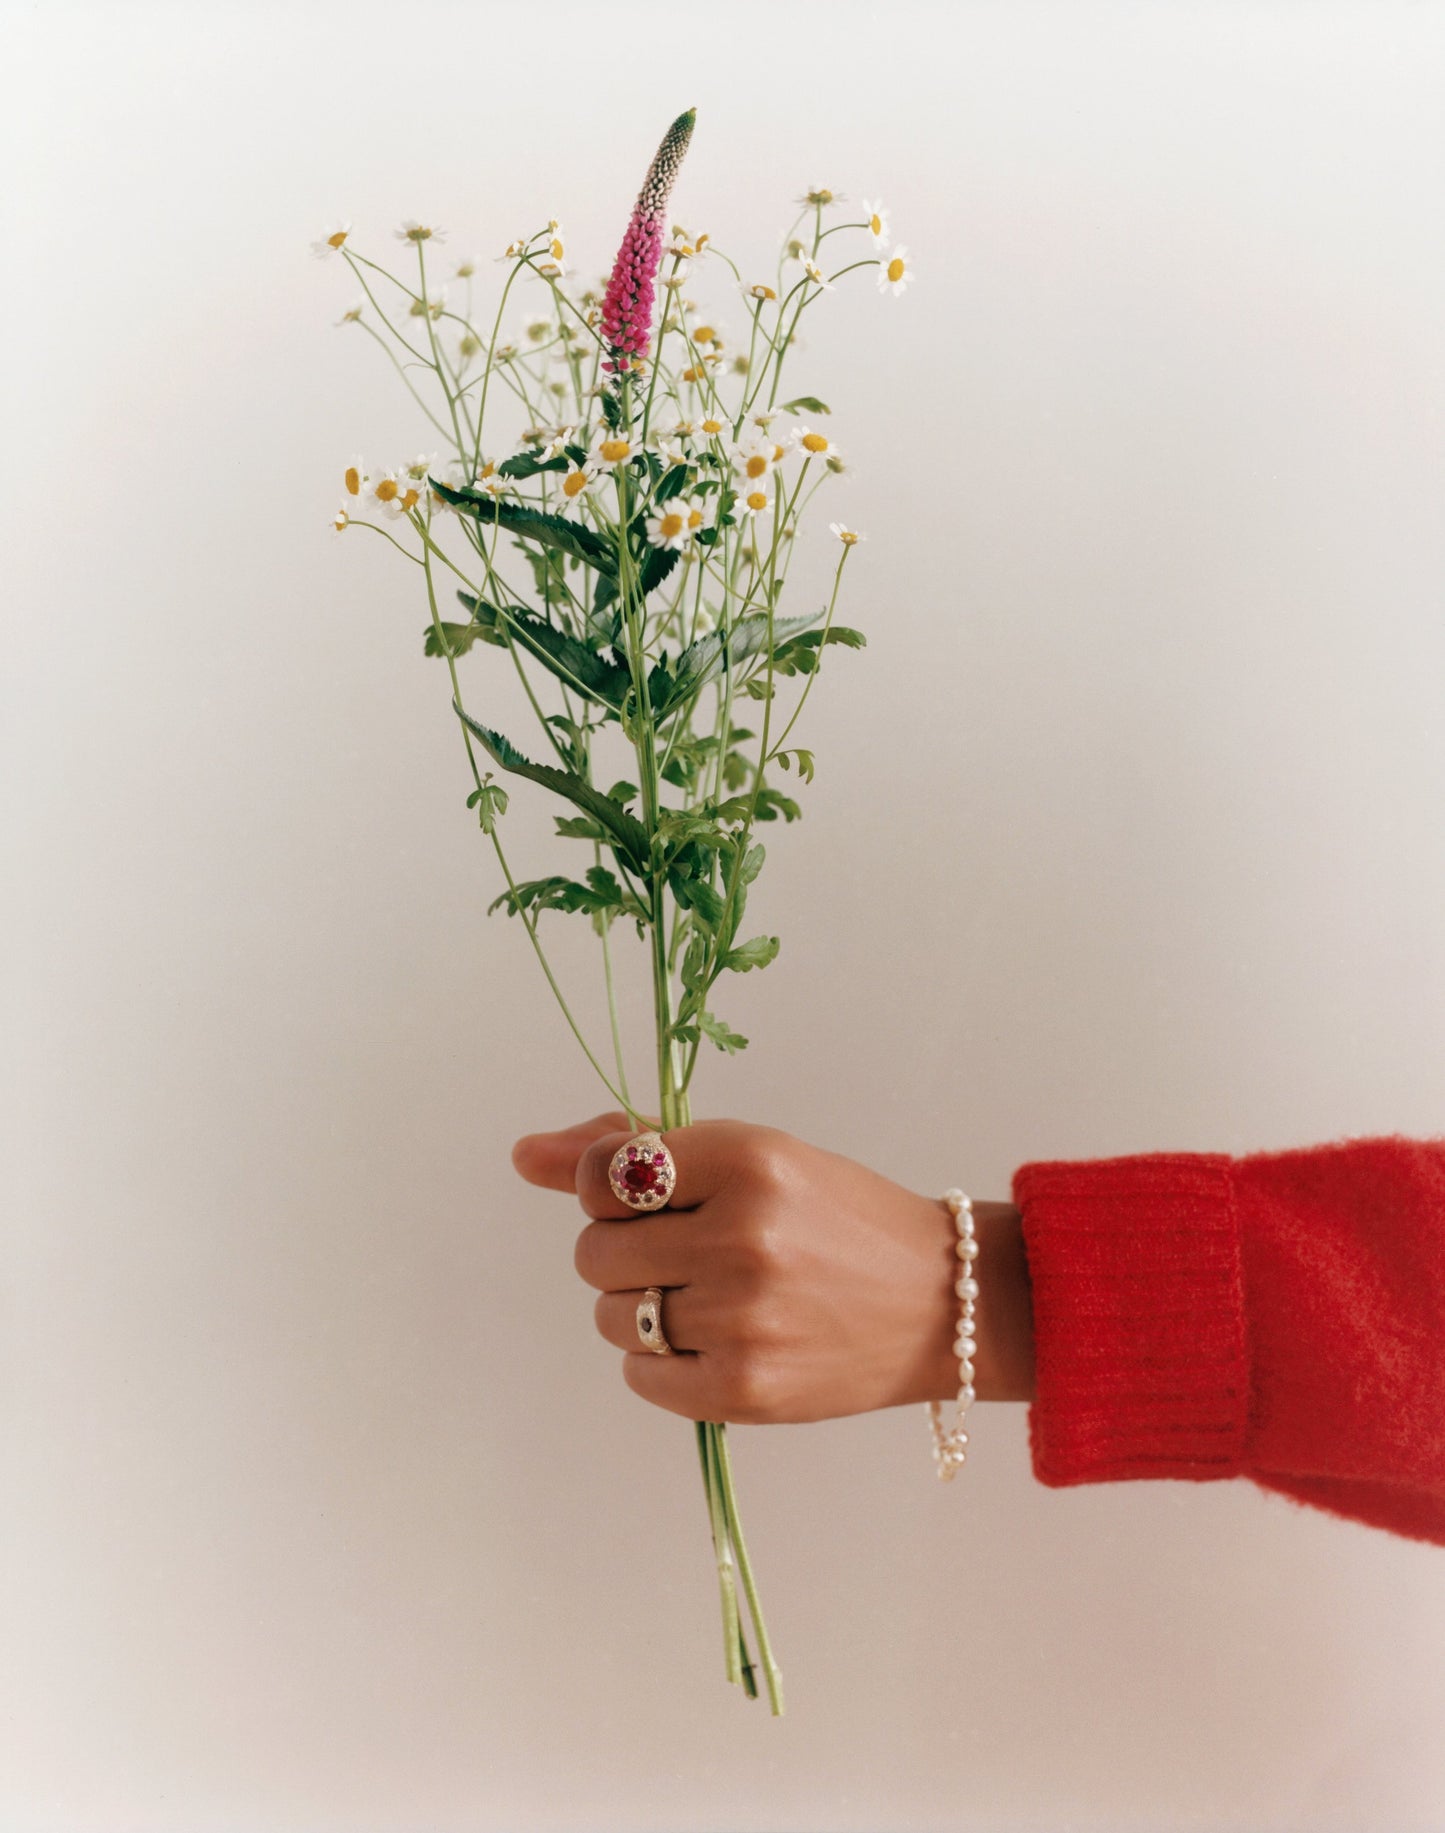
xmin=735 ymin=483 xmax=772 ymax=519
xmin=696 ymin=412 xmax=728 ymax=440
xmin=791 ymin=424 xmax=841 ymax=463
xmin=802 ymin=259 xmax=834 ymax=291
xmin=454 ymin=254 xmax=479 ymax=278
xmin=556 ymin=463 xmax=603 ymax=513
xmin=730 ymin=430 xmax=775 ymax=486
xmin=396 ymin=220 xmax=446 ymax=245
xmin=342 ymin=455 xmax=368 ymax=498
xmin=334 ymin=299 xmax=364 ymax=326
xmin=829 ymin=522 xmax=865 ymax=545
xmin=588 ymin=424 xmax=636 ymax=471
xmin=877 ymin=246 xmax=913 ymax=296
xmin=860 ymin=199 xmax=890 ymax=248
xmin=742 ymin=282 xmax=778 ymax=303
xmin=311 ymin=222 xmax=352 ymax=259
xmin=645 ymin=499 xmax=698 ymax=552
xmin=330 ymin=504 xmax=350 ymax=534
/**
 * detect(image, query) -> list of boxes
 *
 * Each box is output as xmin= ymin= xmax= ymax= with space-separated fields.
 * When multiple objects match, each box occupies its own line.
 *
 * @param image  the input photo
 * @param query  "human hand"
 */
xmin=511 ymin=1112 xmax=1035 ymax=1425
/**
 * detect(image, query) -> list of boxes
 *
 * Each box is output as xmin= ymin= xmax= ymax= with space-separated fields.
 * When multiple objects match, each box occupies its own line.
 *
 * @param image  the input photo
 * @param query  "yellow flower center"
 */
xmin=480 ymin=461 xmax=496 ymax=478
xmin=701 ymin=417 xmax=723 ymax=435
xmin=328 ymin=230 xmax=348 ymax=249
xmin=772 ymin=443 xmax=787 ymax=461
xmin=680 ymin=366 xmax=704 ymax=383
xmin=887 ymin=256 xmax=905 ymax=283
xmin=333 ymin=510 xmax=348 ymax=528
xmin=839 ymin=529 xmax=858 ymax=545
xmin=599 ymin=438 xmax=630 ymax=463
xmin=746 ymin=490 xmax=768 ymax=512
xmin=693 ymin=325 xmax=717 ymax=345
xmin=749 ymin=285 xmax=776 ymax=301
xmin=687 ymin=507 xmax=703 ymax=528
xmin=563 ymin=469 xmax=589 ymax=498
xmin=344 ymin=466 xmax=361 ymax=495
xmin=549 ymin=238 xmax=564 ymax=260
xmin=659 ymin=512 xmax=685 ymax=539
xmin=400 ymin=486 xmax=421 ymax=510
xmin=869 ymin=214 xmax=881 ymax=236
xmin=374 ymin=477 xmax=399 ymax=501
xmin=801 ymin=432 xmax=829 ymax=453
xmin=744 ymin=453 xmax=768 ymax=479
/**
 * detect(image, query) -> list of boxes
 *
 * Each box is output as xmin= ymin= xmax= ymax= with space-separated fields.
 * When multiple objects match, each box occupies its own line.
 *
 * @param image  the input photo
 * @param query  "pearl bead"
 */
xmin=957 ymin=1276 xmax=979 ymax=1300
xmin=959 ymin=1384 xmax=976 ymax=1406
xmin=955 ymin=1336 xmax=976 ymax=1358
xmin=956 ymin=1238 xmax=979 ymax=1261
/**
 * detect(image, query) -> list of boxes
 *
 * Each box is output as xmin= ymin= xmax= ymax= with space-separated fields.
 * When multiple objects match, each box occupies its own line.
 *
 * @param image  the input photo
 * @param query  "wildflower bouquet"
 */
xmin=319 ymin=108 xmax=911 ymax=1716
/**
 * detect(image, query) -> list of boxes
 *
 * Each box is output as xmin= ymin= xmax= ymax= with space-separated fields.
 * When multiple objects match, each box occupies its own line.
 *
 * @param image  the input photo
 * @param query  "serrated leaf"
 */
xmin=698 ymin=1010 xmax=749 ymax=1054
xmin=497 ymin=450 xmax=568 ymax=480
xmin=657 ymin=611 xmax=822 ymax=718
xmin=722 ymin=934 xmax=780 ymax=973
xmin=668 ymin=1020 xmax=701 ymax=1046
xmin=778 ymin=395 xmax=831 ymax=415
xmin=429 ymin=478 xmax=617 ymax=573
xmin=452 ymin=702 xmax=650 ymax=873
xmin=740 ymin=843 xmax=765 ymax=883
xmin=456 ymin=590 xmax=630 ymax=709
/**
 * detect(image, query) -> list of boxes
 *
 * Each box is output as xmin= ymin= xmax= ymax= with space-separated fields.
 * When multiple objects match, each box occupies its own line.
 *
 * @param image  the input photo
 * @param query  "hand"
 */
xmin=511 ymin=1112 xmax=1035 ymax=1425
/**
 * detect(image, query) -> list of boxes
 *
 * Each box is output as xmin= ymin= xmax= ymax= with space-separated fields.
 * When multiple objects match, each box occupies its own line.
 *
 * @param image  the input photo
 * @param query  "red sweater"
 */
xmin=1010 ymin=1133 xmax=1445 ymax=1548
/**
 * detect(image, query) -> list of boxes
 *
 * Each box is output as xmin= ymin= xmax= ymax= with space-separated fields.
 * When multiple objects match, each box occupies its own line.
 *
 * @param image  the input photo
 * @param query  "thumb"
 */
xmin=511 ymin=1109 xmax=661 ymax=1192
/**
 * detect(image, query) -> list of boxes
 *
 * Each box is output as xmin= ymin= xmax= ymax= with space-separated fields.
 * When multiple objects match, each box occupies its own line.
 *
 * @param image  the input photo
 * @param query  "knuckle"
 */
xmin=721 ymin=1350 xmax=783 ymax=1425
xmin=739 ymin=1130 xmax=796 ymax=1199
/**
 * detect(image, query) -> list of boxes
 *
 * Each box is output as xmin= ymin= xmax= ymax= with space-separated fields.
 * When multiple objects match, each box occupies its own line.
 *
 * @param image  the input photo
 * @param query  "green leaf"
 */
xmin=722 ymin=934 xmax=780 ymax=973
xmin=775 ymin=747 xmax=815 ymax=784
xmin=465 ymin=781 xmax=509 ymax=832
xmin=452 ymin=703 xmax=651 ymax=873
xmin=653 ymin=464 xmax=693 ymax=503
xmin=638 ymin=543 xmax=680 ymax=601
xmin=456 ymin=591 xmax=630 ymax=709
xmin=668 ymin=867 xmax=726 ymax=932
xmin=778 ymin=395 xmax=831 ymax=415
xmin=486 ymin=875 xmax=619 ymax=919
xmin=698 ymin=1010 xmax=749 ymax=1054
xmin=740 ymin=843 xmax=765 ymax=883
xmin=680 ymin=932 xmax=709 ymax=993
xmin=497 ymin=450 xmax=568 ymax=480
xmin=429 ymin=478 xmax=617 ymax=573
xmin=553 ymin=814 xmax=604 ymax=841
xmin=657 ymin=611 xmax=822 ymax=718
xmin=668 ymin=1020 xmax=701 ymax=1046
xmin=753 ymin=785 xmax=802 ymax=823
xmin=424 ymin=620 xmax=494 ymax=659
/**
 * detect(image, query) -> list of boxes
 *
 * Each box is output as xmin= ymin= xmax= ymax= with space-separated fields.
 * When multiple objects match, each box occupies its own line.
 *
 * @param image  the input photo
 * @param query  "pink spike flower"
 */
xmin=600 ymin=108 xmax=696 ymax=376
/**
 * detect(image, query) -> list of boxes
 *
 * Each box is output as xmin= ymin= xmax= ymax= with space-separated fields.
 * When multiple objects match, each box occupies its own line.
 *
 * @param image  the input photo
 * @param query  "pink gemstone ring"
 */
xmin=608 ymin=1131 xmax=678 ymax=1212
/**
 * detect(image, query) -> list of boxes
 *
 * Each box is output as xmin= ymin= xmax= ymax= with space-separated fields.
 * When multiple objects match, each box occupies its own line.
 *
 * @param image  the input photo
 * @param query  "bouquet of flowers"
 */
xmin=318 ymin=108 xmax=912 ymax=1715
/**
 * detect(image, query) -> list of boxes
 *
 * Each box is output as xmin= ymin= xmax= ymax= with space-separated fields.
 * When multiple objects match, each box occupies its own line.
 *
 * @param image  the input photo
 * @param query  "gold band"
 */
xmin=636 ymin=1286 xmax=675 ymax=1354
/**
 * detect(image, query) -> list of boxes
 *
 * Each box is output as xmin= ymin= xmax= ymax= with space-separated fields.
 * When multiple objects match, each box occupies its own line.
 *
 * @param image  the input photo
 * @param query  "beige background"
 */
xmin=5 ymin=1 xmax=1445 ymax=1827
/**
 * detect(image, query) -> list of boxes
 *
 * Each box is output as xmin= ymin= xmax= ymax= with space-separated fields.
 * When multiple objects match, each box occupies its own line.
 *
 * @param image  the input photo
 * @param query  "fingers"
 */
xmin=574 ymin=1212 xmax=701 ymax=1293
xmin=511 ymin=1111 xmax=651 ymax=1192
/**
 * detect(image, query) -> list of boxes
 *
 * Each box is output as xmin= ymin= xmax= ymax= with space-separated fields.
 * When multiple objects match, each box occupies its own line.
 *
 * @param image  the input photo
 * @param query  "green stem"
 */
xmin=714 ymin=1424 xmax=783 ymax=1716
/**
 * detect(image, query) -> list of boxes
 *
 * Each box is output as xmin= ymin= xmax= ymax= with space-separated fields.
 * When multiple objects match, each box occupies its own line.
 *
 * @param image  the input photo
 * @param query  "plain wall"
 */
xmin=4 ymin=2 xmax=1444 ymax=1828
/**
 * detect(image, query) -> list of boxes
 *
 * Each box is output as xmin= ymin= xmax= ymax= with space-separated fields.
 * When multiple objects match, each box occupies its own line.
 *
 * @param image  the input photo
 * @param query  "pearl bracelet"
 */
xmin=927 ymin=1187 xmax=979 ymax=1481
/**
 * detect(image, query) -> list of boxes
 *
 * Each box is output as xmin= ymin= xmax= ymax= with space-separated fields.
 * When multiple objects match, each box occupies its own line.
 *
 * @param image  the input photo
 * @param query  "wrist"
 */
xmin=925 ymin=1198 xmax=1036 ymax=1404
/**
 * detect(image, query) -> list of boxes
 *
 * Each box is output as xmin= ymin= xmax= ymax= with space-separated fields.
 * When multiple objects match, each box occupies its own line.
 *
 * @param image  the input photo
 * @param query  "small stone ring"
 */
xmin=636 ymin=1286 xmax=675 ymax=1354
xmin=608 ymin=1131 xmax=678 ymax=1212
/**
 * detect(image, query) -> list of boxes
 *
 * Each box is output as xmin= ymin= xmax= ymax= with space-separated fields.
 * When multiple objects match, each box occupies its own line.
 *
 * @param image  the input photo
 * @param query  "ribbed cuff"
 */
xmin=1011 ymin=1152 xmax=1250 ymax=1487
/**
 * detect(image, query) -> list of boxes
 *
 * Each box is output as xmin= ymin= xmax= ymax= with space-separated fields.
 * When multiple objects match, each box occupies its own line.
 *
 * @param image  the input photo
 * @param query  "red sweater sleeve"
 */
xmin=1010 ymin=1133 xmax=1445 ymax=1547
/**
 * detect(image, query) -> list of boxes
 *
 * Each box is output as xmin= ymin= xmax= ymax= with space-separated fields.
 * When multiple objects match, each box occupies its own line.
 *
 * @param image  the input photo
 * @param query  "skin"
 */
xmin=511 ymin=1112 xmax=1037 ymax=1425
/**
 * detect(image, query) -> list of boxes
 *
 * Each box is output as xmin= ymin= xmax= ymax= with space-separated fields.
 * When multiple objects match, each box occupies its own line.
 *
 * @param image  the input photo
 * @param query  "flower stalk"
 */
xmin=320 ymin=112 xmax=908 ymax=1716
